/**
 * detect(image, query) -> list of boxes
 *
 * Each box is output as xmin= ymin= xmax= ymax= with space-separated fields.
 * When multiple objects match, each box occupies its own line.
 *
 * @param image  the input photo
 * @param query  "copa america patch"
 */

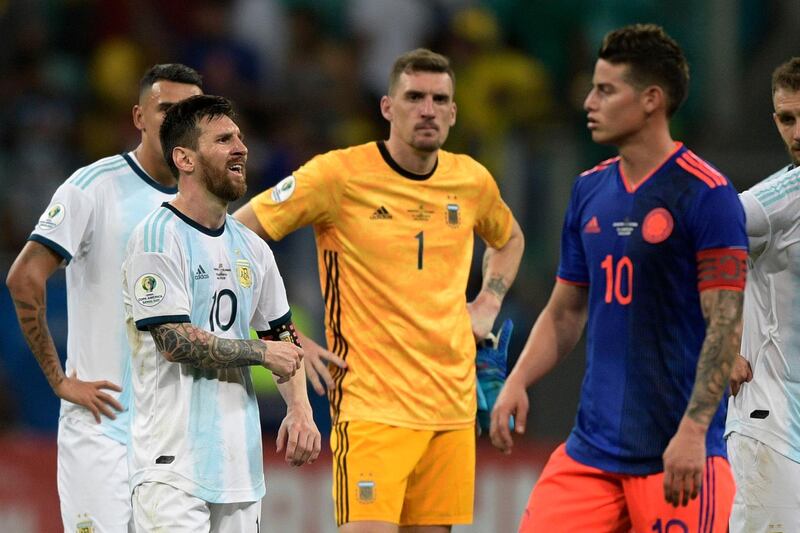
xmin=134 ymin=273 xmax=166 ymax=307
xmin=270 ymin=175 xmax=296 ymax=203
xmin=36 ymin=202 xmax=66 ymax=232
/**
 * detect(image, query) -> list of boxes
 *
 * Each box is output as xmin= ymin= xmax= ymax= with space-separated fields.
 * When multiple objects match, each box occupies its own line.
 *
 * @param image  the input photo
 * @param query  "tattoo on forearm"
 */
xmin=685 ymin=290 xmax=743 ymax=426
xmin=486 ymin=275 xmax=509 ymax=299
xmin=13 ymin=294 xmax=65 ymax=390
xmin=150 ymin=323 xmax=265 ymax=369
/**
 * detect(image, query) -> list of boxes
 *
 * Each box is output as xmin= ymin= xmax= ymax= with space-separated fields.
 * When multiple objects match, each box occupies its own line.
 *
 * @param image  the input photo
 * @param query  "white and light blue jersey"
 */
xmin=726 ymin=164 xmax=800 ymax=463
xmin=122 ymin=203 xmax=290 ymax=503
xmin=29 ymin=153 xmax=177 ymax=443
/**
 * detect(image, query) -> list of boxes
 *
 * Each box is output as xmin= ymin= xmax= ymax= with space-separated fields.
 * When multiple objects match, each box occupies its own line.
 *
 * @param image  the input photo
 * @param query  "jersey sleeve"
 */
xmin=248 ymin=153 xmax=342 ymax=241
xmin=556 ymin=180 xmax=589 ymax=285
xmin=249 ymin=242 xmax=291 ymax=332
xmin=742 ymin=166 xmax=800 ymax=261
xmin=28 ymin=182 xmax=93 ymax=263
xmin=474 ymin=166 xmax=514 ymax=249
xmin=686 ymin=183 xmax=748 ymax=291
xmin=125 ymin=238 xmax=191 ymax=331
xmin=739 ymin=190 xmax=770 ymax=259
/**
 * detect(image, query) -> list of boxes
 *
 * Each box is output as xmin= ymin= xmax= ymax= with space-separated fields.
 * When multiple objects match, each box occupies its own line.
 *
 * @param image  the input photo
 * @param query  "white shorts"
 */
xmin=132 ymin=482 xmax=261 ymax=532
xmin=728 ymin=431 xmax=800 ymax=533
xmin=57 ymin=415 xmax=132 ymax=532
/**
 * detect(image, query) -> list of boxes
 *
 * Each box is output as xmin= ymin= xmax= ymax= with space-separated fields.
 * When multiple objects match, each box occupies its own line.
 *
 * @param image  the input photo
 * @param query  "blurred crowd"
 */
xmin=0 ymin=0 xmax=794 ymax=439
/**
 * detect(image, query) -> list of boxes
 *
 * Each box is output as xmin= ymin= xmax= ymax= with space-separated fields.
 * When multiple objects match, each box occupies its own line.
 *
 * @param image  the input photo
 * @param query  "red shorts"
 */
xmin=519 ymin=443 xmax=734 ymax=533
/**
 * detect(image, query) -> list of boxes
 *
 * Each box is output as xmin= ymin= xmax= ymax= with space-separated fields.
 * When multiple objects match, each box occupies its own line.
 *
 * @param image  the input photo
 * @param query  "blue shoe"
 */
xmin=476 ymin=319 xmax=514 ymax=433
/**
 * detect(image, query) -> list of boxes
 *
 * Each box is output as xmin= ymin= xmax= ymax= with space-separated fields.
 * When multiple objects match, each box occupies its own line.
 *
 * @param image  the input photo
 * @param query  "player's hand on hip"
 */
xmin=467 ymin=293 xmax=501 ymax=341
xmin=55 ymin=370 xmax=123 ymax=423
xmin=262 ymin=341 xmax=303 ymax=383
xmin=489 ymin=377 xmax=528 ymax=454
xmin=662 ymin=418 xmax=707 ymax=507
xmin=729 ymin=354 xmax=753 ymax=396
xmin=276 ymin=404 xmax=321 ymax=466
xmin=298 ymin=332 xmax=347 ymax=395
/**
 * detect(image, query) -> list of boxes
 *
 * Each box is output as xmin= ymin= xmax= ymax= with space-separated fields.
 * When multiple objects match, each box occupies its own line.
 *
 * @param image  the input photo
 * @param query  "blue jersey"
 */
xmin=558 ymin=143 xmax=747 ymax=475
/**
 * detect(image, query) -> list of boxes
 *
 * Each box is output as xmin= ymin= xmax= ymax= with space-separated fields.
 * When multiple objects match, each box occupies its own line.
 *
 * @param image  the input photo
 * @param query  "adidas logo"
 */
xmin=584 ymin=216 xmax=601 ymax=234
xmin=370 ymin=206 xmax=392 ymax=220
xmin=194 ymin=265 xmax=209 ymax=280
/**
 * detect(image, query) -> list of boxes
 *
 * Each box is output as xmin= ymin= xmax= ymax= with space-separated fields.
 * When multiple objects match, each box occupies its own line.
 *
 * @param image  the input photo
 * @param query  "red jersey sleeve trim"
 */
xmin=556 ymin=276 xmax=590 ymax=287
xmin=696 ymin=248 xmax=747 ymax=292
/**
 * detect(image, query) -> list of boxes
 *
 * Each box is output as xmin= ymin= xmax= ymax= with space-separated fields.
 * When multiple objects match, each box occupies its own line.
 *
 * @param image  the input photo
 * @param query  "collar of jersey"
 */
xmin=123 ymin=152 xmax=179 ymax=194
xmin=618 ymin=141 xmax=684 ymax=193
xmin=377 ymin=140 xmax=437 ymax=181
xmin=161 ymin=202 xmax=225 ymax=237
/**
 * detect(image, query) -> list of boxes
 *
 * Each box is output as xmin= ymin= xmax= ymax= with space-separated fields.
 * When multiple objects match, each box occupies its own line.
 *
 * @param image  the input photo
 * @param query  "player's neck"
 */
xmin=134 ymin=144 xmax=178 ymax=188
xmin=383 ymin=138 xmax=438 ymax=175
xmin=171 ymin=187 xmax=228 ymax=231
xmin=617 ymin=128 xmax=676 ymax=186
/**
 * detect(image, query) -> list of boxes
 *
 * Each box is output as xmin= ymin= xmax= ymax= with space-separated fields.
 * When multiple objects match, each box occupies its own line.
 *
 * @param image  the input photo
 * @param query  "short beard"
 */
xmin=198 ymin=154 xmax=247 ymax=202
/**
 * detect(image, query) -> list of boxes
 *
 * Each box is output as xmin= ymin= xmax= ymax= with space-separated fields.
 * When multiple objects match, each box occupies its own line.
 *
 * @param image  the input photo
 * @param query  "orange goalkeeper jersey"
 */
xmin=250 ymin=141 xmax=514 ymax=429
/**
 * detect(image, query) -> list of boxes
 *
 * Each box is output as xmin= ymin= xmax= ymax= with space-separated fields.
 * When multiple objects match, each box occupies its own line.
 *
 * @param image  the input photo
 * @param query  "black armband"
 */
xmin=258 ymin=321 xmax=300 ymax=346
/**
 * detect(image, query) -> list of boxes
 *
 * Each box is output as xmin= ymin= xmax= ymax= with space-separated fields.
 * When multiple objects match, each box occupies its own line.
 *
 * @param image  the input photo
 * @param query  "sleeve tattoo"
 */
xmin=685 ymin=289 xmax=743 ymax=426
xmin=149 ymin=323 xmax=266 ymax=369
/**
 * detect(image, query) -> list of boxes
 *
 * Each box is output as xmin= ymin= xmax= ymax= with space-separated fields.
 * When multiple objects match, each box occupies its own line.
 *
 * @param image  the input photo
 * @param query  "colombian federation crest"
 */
xmin=134 ymin=273 xmax=166 ymax=307
xmin=36 ymin=202 xmax=66 ymax=232
xmin=237 ymin=260 xmax=253 ymax=288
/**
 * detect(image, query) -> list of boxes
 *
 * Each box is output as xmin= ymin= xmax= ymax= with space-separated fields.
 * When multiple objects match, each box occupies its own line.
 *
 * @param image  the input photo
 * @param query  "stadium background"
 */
xmin=0 ymin=0 xmax=796 ymax=530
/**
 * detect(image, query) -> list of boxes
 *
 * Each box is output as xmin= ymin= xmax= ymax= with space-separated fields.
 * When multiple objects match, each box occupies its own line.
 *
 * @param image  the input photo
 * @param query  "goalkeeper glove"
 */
xmin=476 ymin=318 xmax=514 ymax=433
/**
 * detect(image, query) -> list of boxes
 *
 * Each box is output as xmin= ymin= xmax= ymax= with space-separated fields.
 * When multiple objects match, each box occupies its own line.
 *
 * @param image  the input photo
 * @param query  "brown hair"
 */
xmin=772 ymin=57 xmax=800 ymax=94
xmin=598 ymin=24 xmax=689 ymax=117
xmin=388 ymin=48 xmax=455 ymax=95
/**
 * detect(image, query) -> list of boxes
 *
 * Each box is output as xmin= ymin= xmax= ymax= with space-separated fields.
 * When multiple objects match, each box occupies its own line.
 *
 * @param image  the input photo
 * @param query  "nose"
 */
xmin=233 ymin=136 xmax=248 ymax=155
xmin=793 ymin=119 xmax=800 ymax=141
xmin=583 ymin=89 xmax=597 ymax=112
xmin=420 ymin=95 xmax=435 ymax=116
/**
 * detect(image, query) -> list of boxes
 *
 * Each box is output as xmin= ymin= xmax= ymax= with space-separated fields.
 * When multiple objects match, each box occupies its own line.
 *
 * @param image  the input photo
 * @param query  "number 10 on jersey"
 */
xmin=600 ymin=254 xmax=633 ymax=305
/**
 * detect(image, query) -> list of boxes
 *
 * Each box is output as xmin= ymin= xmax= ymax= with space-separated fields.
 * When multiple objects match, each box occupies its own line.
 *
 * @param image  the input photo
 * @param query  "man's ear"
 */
xmin=132 ymin=104 xmax=144 ymax=131
xmin=641 ymin=85 xmax=665 ymax=115
xmin=380 ymin=95 xmax=393 ymax=122
xmin=173 ymin=147 xmax=194 ymax=174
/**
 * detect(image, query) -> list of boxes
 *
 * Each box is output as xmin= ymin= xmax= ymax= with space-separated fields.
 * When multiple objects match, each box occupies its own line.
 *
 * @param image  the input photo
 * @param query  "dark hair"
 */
xmin=388 ymin=48 xmax=455 ymax=95
xmin=160 ymin=95 xmax=236 ymax=177
xmin=598 ymin=24 xmax=689 ymax=117
xmin=139 ymin=63 xmax=203 ymax=96
xmin=772 ymin=57 xmax=800 ymax=94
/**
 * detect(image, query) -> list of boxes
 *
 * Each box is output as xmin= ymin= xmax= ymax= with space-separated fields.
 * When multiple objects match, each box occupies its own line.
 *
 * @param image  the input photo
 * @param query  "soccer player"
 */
xmin=124 ymin=94 xmax=320 ymax=531
xmin=5 ymin=64 xmax=203 ymax=532
xmin=725 ymin=57 xmax=800 ymax=532
xmin=234 ymin=48 xmax=524 ymax=532
xmin=490 ymin=24 xmax=746 ymax=532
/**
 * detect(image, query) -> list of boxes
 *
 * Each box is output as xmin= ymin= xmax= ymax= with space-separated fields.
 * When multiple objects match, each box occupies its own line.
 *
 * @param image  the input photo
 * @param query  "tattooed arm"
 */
xmin=662 ymin=288 xmax=744 ymax=507
xmin=148 ymin=323 xmax=303 ymax=382
xmin=6 ymin=241 xmax=123 ymax=422
xmin=468 ymin=218 xmax=525 ymax=340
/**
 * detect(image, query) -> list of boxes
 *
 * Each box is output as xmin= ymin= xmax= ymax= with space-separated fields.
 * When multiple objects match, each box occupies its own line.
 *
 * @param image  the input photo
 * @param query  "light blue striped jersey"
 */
xmin=726 ymin=164 xmax=800 ymax=463
xmin=29 ymin=153 xmax=177 ymax=443
xmin=122 ymin=203 xmax=290 ymax=503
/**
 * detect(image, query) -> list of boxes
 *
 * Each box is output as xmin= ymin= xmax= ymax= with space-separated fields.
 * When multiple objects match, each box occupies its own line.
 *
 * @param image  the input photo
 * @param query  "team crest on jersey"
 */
xmin=357 ymin=480 xmax=376 ymax=503
xmin=642 ymin=207 xmax=674 ymax=244
xmin=236 ymin=260 xmax=253 ymax=288
xmin=445 ymin=203 xmax=461 ymax=227
xmin=134 ymin=273 xmax=166 ymax=307
xmin=76 ymin=515 xmax=94 ymax=533
xmin=270 ymin=175 xmax=296 ymax=203
xmin=36 ymin=202 xmax=66 ymax=232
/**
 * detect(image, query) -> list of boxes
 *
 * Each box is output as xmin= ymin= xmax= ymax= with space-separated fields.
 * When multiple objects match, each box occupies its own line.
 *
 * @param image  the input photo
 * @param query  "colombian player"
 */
xmin=491 ymin=25 xmax=746 ymax=532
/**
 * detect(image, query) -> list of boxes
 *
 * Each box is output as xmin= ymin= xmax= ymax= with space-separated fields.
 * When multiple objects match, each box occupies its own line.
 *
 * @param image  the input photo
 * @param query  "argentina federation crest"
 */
xmin=446 ymin=203 xmax=461 ymax=227
xmin=357 ymin=480 xmax=376 ymax=503
xmin=236 ymin=259 xmax=252 ymax=288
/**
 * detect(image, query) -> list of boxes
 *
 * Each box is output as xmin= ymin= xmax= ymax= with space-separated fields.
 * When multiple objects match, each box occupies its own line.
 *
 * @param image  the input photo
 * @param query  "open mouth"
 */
xmin=228 ymin=163 xmax=244 ymax=176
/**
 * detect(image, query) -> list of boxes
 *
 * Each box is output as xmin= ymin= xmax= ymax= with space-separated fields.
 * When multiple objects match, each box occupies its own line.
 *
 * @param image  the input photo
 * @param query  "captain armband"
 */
xmin=258 ymin=321 xmax=300 ymax=346
xmin=696 ymin=248 xmax=748 ymax=292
